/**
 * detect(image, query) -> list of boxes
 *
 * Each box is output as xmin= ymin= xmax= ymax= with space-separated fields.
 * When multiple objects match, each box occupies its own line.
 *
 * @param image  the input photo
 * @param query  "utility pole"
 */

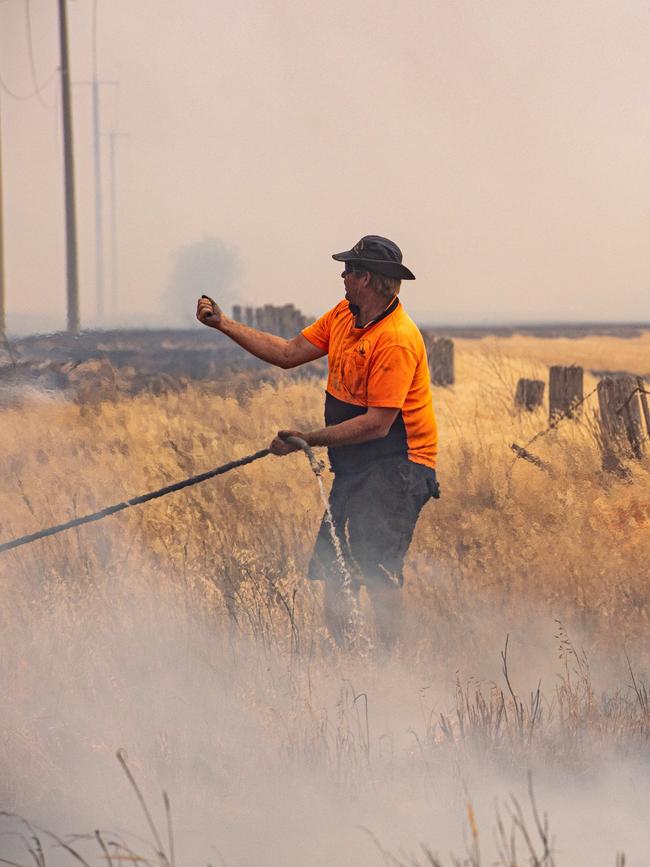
xmin=75 ymin=78 xmax=117 ymax=323
xmin=91 ymin=0 xmax=104 ymax=324
xmin=107 ymin=129 xmax=123 ymax=318
xmin=0 ymin=94 xmax=5 ymax=336
xmin=92 ymin=79 xmax=104 ymax=323
xmin=58 ymin=0 xmax=80 ymax=333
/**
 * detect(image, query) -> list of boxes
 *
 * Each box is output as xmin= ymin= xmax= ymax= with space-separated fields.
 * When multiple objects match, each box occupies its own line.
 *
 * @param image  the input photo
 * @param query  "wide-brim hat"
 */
xmin=332 ymin=235 xmax=416 ymax=280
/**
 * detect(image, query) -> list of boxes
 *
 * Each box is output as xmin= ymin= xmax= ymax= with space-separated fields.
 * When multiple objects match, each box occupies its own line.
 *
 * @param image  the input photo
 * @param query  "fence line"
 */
xmin=509 ymin=377 xmax=650 ymax=476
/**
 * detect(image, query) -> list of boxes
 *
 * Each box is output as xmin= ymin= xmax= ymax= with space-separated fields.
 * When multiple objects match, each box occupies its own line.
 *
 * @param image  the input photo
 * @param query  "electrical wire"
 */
xmin=0 ymin=65 xmax=56 ymax=100
xmin=0 ymin=0 xmax=56 ymax=104
xmin=25 ymin=0 xmax=55 ymax=108
xmin=0 ymin=66 xmax=42 ymax=100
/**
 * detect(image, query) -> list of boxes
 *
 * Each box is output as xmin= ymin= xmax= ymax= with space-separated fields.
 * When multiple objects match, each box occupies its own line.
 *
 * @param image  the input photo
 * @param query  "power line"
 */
xmin=0 ymin=68 xmax=37 ymax=100
xmin=0 ymin=66 xmax=55 ymax=101
xmin=25 ymin=0 xmax=55 ymax=108
xmin=0 ymin=0 xmax=56 ymax=104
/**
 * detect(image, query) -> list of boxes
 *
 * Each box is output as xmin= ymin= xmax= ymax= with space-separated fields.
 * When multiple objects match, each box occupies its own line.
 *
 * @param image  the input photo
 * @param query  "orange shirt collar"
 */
xmin=349 ymin=295 xmax=400 ymax=329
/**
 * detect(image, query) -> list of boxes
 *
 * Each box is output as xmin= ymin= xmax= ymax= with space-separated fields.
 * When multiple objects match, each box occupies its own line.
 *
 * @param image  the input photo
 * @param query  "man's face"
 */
xmin=341 ymin=263 xmax=369 ymax=303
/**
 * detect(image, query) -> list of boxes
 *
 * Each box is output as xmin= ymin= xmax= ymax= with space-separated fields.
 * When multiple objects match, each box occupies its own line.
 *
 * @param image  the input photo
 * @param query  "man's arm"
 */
xmin=270 ymin=407 xmax=400 ymax=455
xmin=196 ymin=296 xmax=326 ymax=369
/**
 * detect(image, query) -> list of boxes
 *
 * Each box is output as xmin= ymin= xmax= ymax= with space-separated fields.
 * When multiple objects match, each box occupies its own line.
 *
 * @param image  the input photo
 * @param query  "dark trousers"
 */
xmin=308 ymin=457 xmax=439 ymax=646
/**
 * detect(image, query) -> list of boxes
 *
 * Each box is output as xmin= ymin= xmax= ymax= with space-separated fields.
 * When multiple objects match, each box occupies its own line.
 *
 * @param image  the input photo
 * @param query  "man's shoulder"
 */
xmin=313 ymin=299 xmax=351 ymax=321
xmin=330 ymin=299 xmax=352 ymax=317
xmin=380 ymin=304 xmax=425 ymax=352
xmin=304 ymin=299 xmax=350 ymax=335
xmin=319 ymin=299 xmax=353 ymax=331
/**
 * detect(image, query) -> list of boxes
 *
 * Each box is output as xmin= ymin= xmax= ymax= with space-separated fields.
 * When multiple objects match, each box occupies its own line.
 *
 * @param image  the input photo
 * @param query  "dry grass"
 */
xmin=0 ymin=333 xmax=649 ymax=865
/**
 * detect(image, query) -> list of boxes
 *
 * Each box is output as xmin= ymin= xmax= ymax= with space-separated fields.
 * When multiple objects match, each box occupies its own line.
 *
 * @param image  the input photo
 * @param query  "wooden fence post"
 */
xmin=515 ymin=378 xmax=545 ymax=411
xmin=255 ymin=307 xmax=269 ymax=331
xmin=549 ymin=365 xmax=583 ymax=420
xmin=424 ymin=335 xmax=454 ymax=386
xmin=279 ymin=304 xmax=297 ymax=338
xmin=637 ymin=376 xmax=650 ymax=438
xmin=291 ymin=309 xmax=306 ymax=333
xmin=248 ymin=303 xmax=308 ymax=334
xmin=597 ymin=375 xmax=645 ymax=460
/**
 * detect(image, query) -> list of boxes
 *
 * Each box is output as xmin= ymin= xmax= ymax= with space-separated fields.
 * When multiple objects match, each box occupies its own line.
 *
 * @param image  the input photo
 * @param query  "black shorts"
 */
xmin=307 ymin=457 xmax=439 ymax=588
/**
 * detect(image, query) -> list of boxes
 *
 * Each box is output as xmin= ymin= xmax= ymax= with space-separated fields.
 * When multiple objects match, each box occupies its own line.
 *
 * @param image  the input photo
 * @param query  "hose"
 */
xmin=0 ymin=436 xmax=321 ymax=555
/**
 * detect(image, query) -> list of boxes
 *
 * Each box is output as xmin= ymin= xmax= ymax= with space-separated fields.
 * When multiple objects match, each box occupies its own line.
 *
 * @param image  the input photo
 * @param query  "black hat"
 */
xmin=332 ymin=235 xmax=415 ymax=280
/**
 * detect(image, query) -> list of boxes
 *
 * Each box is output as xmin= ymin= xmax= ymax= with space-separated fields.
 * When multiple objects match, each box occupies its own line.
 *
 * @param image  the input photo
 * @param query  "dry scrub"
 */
xmin=0 ymin=334 xmax=649 ymax=865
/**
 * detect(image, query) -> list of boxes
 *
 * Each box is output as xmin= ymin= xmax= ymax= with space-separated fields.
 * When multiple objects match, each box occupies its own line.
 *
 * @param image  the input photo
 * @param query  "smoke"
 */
xmin=163 ymin=236 xmax=241 ymax=325
xmin=1 ymin=562 xmax=649 ymax=867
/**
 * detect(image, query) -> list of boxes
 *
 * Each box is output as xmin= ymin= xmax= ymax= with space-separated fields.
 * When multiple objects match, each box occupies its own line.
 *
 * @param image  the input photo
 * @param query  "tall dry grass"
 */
xmin=1 ymin=334 xmax=649 ymax=864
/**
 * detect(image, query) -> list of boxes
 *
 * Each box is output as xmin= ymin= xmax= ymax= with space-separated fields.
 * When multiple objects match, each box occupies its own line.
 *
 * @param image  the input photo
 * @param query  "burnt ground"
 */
xmin=0 ymin=329 xmax=325 ymax=403
xmin=0 ymin=323 xmax=648 ymax=404
xmin=419 ymin=322 xmax=650 ymax=339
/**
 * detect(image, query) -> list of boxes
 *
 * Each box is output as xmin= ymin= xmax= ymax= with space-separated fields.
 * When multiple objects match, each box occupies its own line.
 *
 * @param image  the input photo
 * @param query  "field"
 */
xmin=1 ymin=332 xmax=649 ymax=866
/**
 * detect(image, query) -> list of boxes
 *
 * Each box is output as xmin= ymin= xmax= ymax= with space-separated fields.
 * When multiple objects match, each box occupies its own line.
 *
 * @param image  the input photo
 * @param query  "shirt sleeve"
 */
xmin=366 ymin=344 xmax=418 ymax=408
xmin=301 ymin=306 xmax=335 ymax=351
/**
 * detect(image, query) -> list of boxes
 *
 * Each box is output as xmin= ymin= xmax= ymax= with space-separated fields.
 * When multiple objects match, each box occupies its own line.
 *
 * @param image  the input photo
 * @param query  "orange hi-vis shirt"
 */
xmin=302 ymin=297 xmax=438 ymax=473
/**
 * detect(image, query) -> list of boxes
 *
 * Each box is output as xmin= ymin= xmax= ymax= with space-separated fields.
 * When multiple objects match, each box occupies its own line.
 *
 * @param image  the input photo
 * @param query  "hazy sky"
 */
xmin=1 ymin=0 xmax=648 ymax=331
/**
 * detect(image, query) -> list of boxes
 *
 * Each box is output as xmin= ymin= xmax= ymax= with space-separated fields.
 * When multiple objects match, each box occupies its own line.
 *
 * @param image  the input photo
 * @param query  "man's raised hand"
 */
xmin=196 ymin=295 xmax=223 ymax=327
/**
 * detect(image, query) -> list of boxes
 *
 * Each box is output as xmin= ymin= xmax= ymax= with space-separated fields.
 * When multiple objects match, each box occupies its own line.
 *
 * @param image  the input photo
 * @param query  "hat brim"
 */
xmin=332 ymin=250 xmax=415 ymax=280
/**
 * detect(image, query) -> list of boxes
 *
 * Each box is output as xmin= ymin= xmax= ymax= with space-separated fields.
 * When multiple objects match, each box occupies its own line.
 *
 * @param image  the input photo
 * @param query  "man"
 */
xmin=196 ymin=235 xmax=439 ymax=647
